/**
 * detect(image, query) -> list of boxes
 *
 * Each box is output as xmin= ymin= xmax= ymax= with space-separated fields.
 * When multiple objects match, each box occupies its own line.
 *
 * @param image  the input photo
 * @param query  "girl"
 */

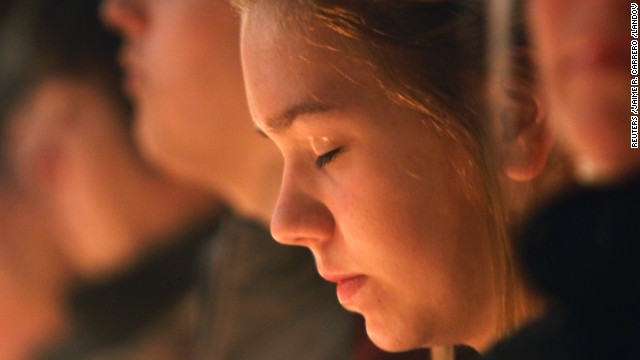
xmin=234 ymin=0 xmax=562 ymax=355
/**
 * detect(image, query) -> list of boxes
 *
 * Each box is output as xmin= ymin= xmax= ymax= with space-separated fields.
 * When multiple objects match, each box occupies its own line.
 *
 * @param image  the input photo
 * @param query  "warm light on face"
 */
xmin=241 ymin=6 xmax=501 ymax=351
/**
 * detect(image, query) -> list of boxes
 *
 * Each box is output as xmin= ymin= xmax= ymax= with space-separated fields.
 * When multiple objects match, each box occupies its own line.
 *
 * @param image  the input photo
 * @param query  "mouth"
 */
xmin=559 ymin=32 xmax=629 ymax=76
xmin=573 ymin=44 xmax=627 ymax=73
xmin=319 ymin=271 xmax=367 ymax=306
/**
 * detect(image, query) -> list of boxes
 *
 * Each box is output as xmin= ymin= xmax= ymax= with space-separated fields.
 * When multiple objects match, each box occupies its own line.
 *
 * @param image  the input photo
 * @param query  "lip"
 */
xmin=575 ymin=43 xmax=627 ymax=71
xmin=319 ymin=271 xmax=367 ymax=306
xmin=560 ymin=35 xmax=628 ymax=76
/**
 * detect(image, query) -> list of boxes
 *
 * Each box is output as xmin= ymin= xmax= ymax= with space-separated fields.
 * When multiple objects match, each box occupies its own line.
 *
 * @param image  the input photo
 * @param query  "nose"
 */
xmin=100 ymin=0 xmax=146 ymax=39
xmin=270 ymin=174 xmax=335 ymax=248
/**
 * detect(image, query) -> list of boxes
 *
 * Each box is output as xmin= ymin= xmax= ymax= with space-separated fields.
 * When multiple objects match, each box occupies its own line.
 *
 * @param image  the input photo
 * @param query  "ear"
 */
xmin=498 ymin=87 xmax=554 ymax=182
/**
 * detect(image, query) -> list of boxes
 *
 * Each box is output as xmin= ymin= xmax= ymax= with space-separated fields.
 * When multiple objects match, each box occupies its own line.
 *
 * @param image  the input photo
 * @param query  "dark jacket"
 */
xmin=483 ymin=175 xmax=640 ymax=360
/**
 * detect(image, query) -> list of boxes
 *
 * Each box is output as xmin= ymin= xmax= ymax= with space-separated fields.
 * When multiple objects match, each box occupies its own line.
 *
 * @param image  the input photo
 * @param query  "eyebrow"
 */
xmin=264 ymin=101 xmax=337 ymax=131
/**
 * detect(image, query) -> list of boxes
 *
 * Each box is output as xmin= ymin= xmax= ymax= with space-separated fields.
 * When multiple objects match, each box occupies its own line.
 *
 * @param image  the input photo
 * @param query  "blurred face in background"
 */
xmin=101 ymin=0 xmax=282 ymax=217
xmin=5 ymin=76 xmax=141 ymax=277
xmin=528 ymin=0 xmax=638 ymax=182
xmin=6 ymin=75 xmax=217 ymax=279
xmin=0 ymin=78 xmax=109 ymax=358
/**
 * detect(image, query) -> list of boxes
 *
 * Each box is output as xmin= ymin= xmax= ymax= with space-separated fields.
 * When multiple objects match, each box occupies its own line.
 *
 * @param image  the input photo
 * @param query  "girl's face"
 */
xmin=241 ymin=8 xmax=499 ymax=351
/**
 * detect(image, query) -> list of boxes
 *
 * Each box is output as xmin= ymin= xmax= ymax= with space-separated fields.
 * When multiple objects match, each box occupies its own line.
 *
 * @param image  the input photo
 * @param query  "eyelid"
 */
xmin=315 ymin=147 xmax=342 ymax=169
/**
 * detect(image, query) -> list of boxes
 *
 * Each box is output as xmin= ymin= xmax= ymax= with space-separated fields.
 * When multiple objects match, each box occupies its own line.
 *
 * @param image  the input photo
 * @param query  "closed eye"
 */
xmin=315 ymin=147 xmax=342 ymax=169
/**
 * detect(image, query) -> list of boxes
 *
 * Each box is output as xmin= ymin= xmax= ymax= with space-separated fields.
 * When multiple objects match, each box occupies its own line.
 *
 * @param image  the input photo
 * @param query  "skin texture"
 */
xmin=528 ymin=0 xmax=639 ymax=183
xmin=240 ymin=8 xmax=502 ymax=352
xmin=100 ymin=0 xmax=282 ymax=222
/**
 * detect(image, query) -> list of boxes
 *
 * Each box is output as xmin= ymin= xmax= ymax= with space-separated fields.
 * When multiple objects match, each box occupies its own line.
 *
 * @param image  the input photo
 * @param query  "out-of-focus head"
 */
xmin=1 ymin=0 xmax=215 ymax=279
xmin=527 ymin=0 xmax=637 ymax=183
xmin=5 ymin=77 xmax=141 ymax=277
xmin=0 ymin=0 xmax=136 ymax=278
xmin=235 ymin=0 xmax=554 ymax=352
xmin=1 ymin=0 xmax=127 ymax=183
xmin=100 ymin=0 xmax=282 ymax=220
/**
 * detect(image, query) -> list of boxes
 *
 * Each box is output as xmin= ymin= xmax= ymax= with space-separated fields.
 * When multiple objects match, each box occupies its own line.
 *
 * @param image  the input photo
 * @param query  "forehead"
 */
xmin=240 ymin=6 xmax=380 ymax=123
xmin=241 ymin=6 xmax=353 ymax=82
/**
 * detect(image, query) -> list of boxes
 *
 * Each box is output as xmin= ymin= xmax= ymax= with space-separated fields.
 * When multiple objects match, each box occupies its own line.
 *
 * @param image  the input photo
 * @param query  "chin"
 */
xmin=364 ymin=316 xmax=426 ymax=353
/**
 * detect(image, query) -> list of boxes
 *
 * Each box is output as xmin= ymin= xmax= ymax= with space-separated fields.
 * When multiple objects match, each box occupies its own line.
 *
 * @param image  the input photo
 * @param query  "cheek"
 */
xmin=528 ymin=0 xmax=570 ymax=32
xmin=350 ymin=142 xmax=489 ymax=277
xmin=330 ymin=157 xmax=436 ymax=264
xmin=144 ymin=10 xmax=213 ymax=95
xmin=146 ymin=33 xmax=200 ymax=94
xmin=330 ymin=132 xmax=477 ymax=243
xmin=528 ymin=0 xmax=567 ymax=67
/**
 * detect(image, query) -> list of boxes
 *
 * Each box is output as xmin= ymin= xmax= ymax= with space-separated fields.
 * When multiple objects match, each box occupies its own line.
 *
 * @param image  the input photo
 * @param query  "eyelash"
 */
xmin=315 ymin=147 xmax=342 ymax=169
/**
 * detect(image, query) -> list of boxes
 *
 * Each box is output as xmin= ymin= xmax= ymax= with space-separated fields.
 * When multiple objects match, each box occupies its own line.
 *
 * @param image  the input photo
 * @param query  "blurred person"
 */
xmin=483 ymin=0 xmax=639 ymax=359
xmin=100 ymin=0 xmax=432 ymax=359
xmin=528 ymin=0 xmax=638 ymax=183
xmin=100 ymin=0 xmax=282 ymax=223
xmin=488 ymin=3 xmax=639 ymax=359
xmin=232 ymin=0 xmax=571 ymax=358
xmin=1 ymin=0 xmax=353 ymax=359
xmin=1 ymin=0 xmax=222 ymax=358
xmin=5 ymin=76 xmax=221 ymax=359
